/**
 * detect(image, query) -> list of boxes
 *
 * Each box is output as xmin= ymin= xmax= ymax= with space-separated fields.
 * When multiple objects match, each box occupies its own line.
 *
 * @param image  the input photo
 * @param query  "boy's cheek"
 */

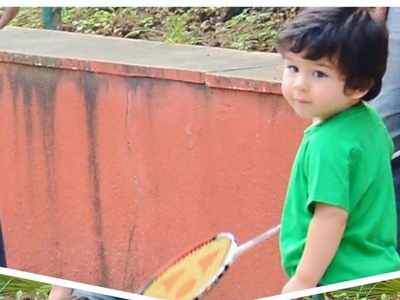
xmin=281 ymin=81 xmax=292 ymax=102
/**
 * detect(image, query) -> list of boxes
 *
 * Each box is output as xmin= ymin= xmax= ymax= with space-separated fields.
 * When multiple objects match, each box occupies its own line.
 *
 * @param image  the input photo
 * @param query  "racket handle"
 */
xmin=236 ymin=224 xmax=280 ymax=257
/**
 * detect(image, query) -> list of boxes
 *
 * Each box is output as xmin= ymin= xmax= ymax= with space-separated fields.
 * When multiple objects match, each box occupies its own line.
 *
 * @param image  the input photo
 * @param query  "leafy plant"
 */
xmin=9 ymin=7 xmax=297 ymax=52
xmin=9 ymin=8 xmax=42 ymax=28
xmin=304 ymin=279 xmax=400 ymax=300
xmin=0 ymin=275 xmax=51 ymax=300
xmin=164 ymin=15 xmax=191 ymax=44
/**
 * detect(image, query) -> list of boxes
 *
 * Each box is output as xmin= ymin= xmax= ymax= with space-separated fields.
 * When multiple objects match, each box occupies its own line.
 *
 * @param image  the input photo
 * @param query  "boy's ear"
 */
xmin=347 ymin=88 xmax=370 ymax=100
xmin=345 ymin=80 xmax=374 ymax=100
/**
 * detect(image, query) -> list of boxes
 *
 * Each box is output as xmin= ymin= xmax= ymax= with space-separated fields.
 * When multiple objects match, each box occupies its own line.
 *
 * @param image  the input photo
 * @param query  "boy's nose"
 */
xmin=292 ymin=74 xmax=309 ymax=92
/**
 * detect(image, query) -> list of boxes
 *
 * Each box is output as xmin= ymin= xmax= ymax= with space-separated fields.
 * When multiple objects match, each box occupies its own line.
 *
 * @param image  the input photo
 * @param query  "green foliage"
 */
xmin=9 ymin=7 xmax=294 ymax=52
xmin=222 ymin=8 xmax=282 ymax=51
xmin=9 ymin=8 xmax=42 ymax=28
xmin=225 ymin=9 xmax=250 ymax=28
xmin=63 ymin=8 xmax=114 ymax=33
xmin=327 ymin=279 xmax=400 ymax=299
xmin=303 ymin=279 xmax=400 ymax=300
xmin=164 ymin=15 xmax=191 ymax=44
xmin=0 ymin=275 xmax=51 ymax=300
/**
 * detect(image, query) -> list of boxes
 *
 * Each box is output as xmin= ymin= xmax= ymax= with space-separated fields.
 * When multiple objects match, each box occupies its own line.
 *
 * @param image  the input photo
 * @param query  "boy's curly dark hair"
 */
xmin=276 ymin=7 xmax=388 ymax=101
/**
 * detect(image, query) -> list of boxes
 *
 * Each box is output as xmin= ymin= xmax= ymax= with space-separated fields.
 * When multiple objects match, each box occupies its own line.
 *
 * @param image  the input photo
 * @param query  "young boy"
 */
xmin=277 ymin=8 xmax=400 ymax=293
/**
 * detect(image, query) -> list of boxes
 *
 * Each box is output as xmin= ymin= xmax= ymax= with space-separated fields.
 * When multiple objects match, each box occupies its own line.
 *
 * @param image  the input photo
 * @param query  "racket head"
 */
xmin=141 ymin=232 xmax=238 ymax=300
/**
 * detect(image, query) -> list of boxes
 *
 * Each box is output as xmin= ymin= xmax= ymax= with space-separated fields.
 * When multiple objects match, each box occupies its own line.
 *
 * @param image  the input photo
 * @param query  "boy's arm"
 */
xmin=282 ymin=203 xmax=348 ymax=293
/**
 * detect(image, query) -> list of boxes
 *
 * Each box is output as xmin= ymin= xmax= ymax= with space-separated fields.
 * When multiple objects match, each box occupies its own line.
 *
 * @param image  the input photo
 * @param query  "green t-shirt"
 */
xmin=280 ymin=102 xmax=400 ymax=285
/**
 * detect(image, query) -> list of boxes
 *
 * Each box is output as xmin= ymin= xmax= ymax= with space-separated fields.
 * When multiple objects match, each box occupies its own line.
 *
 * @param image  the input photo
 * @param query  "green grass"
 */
xmin=0 ymin=275 xmax=51 ymax=300
xmin=164 ymin=14 xmax=191 ymax=44
xmin=302 ymin=278 xmax=400 ymax=300
xmin=9 ymin=8 xmax=42 ymax=28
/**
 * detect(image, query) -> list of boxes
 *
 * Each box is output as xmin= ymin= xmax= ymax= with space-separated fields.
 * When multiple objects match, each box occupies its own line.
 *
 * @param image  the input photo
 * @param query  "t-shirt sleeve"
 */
xmin=305 ymin=137 xmax=353 ymax=213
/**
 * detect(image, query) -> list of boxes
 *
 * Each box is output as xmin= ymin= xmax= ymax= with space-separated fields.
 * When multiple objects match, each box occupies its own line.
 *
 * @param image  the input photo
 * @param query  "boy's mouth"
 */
xmin=293 ymin=99 xmax=311 ymax=104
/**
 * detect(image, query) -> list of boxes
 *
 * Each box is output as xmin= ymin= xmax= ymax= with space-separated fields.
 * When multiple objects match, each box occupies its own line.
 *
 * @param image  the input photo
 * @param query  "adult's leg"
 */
xmin=48 ymin=286 xmax=73 ymax=300
xmin=72 ymin=290 xmax=125 ymax=300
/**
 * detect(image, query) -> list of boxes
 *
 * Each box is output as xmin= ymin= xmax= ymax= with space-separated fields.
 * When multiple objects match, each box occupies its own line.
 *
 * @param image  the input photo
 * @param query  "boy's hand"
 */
xmin=281 ymin=274 xmax=315 ymax=293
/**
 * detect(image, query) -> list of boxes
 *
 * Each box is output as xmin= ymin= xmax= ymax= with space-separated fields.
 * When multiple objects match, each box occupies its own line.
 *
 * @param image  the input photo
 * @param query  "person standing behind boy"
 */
xmin=370 ymin=7 xmax=400 ymax=252
xmin=276 ymin=8 xmax=400 ymax=293
xmin=0 ymin=7 xmax=61 ymax=30
xmin=0 ymin=7 xmax=18 ymax=29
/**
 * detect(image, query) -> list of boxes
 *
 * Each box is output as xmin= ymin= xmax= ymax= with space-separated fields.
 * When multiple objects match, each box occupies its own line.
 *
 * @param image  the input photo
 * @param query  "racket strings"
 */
xmin=142 ymin=236 xmax=233 ymax=300
xmin=146 ymin=237 xmax=218 ymax=290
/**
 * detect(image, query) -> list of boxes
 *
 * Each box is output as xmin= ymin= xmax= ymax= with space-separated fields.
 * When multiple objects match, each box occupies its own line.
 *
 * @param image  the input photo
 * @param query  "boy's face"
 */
xmin=281 ymin=51 xmax=363 ymax=123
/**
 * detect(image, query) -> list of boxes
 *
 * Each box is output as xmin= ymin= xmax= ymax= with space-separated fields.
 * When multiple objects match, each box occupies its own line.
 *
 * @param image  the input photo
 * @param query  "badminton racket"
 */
xmin=141 ymin=224 xmax=280 ymax=300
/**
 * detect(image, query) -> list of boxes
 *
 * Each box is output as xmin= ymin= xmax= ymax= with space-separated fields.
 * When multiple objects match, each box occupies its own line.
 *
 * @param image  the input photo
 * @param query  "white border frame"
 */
xmin=0 ymin=2 xmax=400 ymax=7
xmin=0 ymin=267 xmax=158 ymax=300
xmin=258 ymin=271 xmax=400 ymax=300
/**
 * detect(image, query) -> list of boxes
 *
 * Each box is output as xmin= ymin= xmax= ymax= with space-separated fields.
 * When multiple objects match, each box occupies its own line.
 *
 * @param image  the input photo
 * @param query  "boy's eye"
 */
xmin=286 ymin=65 xmax=298 ymax=73
xmin=313 ymin=70 xmax=328 ymax=78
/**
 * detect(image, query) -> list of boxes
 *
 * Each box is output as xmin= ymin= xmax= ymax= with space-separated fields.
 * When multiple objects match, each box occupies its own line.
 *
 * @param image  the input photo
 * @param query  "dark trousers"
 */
xmin=393 ymin=157 xmax=400 ymax=253
xmin=0 ymin=223 xmax=6 ymax=267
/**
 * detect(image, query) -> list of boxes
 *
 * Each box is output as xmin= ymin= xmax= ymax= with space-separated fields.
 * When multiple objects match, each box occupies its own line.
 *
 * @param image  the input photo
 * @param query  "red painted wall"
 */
xmin=0 ymin=29 xmax=308 ymax=299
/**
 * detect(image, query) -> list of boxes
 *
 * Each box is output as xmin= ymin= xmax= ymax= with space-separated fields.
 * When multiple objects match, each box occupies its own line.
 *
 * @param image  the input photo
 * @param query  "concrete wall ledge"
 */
xmin=0 ymin=27 xmax=283 ymax=94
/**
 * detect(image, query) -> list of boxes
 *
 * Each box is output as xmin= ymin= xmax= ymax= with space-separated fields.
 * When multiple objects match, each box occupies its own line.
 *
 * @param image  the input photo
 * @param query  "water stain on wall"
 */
xmin=78 ymin=71 xmax=110 ymax=286
xmin=6 ymin=63 xmax=62 ymax=276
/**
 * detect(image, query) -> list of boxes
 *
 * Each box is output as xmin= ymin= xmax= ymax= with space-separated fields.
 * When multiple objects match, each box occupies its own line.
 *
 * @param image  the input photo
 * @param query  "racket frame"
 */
xmin=141 ymin=224 xmax=280 ymax=299
xmin=140 ymin=232 xmax=238 ymax=300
